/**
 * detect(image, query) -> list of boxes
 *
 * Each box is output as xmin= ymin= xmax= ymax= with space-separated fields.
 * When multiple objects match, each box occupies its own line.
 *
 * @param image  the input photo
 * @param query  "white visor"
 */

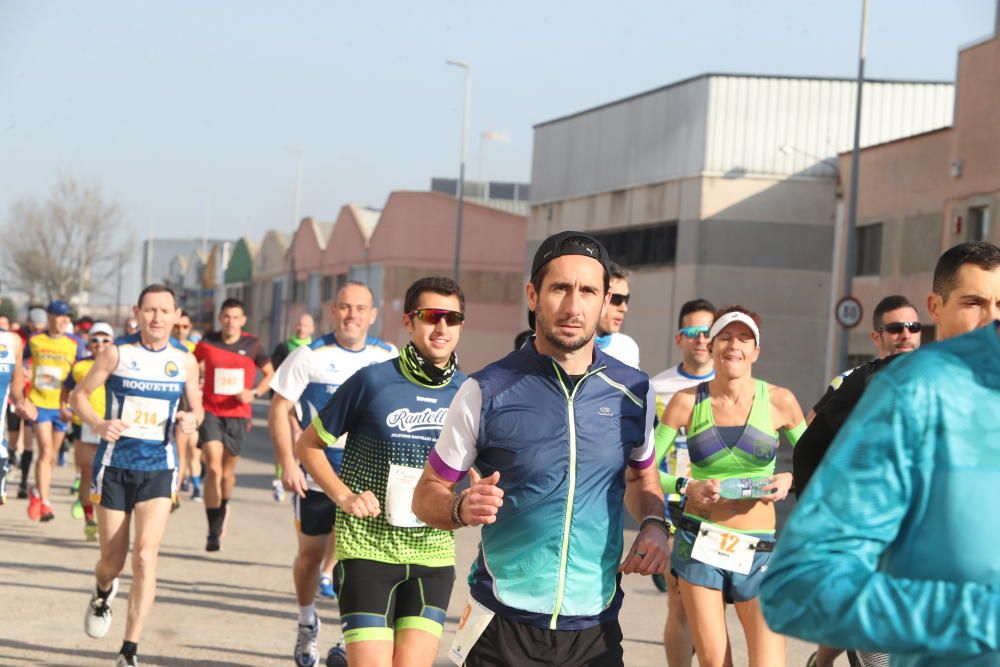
xmin=708 ymin=312 xmax=760 ymax=347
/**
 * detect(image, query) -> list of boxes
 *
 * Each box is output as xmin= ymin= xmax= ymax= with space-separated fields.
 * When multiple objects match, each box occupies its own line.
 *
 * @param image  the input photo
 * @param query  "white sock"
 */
xmin=299 ymin=604 xmax=316 ymax=626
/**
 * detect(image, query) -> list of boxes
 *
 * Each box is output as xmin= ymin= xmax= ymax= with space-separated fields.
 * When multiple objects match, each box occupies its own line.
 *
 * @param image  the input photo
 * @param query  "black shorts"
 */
xmin=198 ymin=413 xmax=249 ymax=456
xmin=466 ymin=615 xmax=624 ymax=667
xmin=293 ymin=490 xmax=335 ymax=536
xmin=335 ymin=559 xmax=454 ymax=645
xmin=69 ymin=424 xmax=101 ymax=445
xmin=7 ymin=405 xmax=20 ymax=432
xmin=91 ymin=466 xmax=176 ymax=512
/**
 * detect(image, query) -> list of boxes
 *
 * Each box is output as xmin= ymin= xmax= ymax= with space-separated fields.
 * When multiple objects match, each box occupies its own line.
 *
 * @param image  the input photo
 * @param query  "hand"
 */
xmin=337 ymin=489 xmax=380 ymax=518
xmin=460 ymin=470 xmax=504 ymax=526
xmin=60 ymin=407 xmax=73 ymax=423
xmin=175 ymin=410 xmax=197 ymax=435
xmin=758 ymin=472 xmax=793 ymax=504
xmin=619 ymin=523 xmax=670 ymax=576
xmin=98 ymin=419 xmax=129 ymax=443
xmin=281 ymin=461 xmax=308 ymax=498
xmin=686 ymin=478 xmax=721 ymax=504
xmin=237 ymin=388 xmax=256 ymax=404
xmin=18 ymin=400 xmax=38 ymax=421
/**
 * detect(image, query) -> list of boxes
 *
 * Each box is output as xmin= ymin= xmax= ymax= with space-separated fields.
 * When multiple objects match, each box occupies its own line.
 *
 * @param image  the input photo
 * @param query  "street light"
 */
xmin=446 ymin=60 xmax=471 ymax=282
xmin=284 ymin=146 xmax=303 ymax=337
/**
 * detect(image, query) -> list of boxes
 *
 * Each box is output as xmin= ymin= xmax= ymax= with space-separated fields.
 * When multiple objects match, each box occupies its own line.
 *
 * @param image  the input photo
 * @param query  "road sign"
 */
xmin=836 ymin=296 xmax=863 ymax=329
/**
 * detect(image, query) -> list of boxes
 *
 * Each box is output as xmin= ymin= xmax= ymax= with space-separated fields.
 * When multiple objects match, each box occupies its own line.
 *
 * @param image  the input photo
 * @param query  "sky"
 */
xmin=0 ymin=1 xmax=996 ymax=298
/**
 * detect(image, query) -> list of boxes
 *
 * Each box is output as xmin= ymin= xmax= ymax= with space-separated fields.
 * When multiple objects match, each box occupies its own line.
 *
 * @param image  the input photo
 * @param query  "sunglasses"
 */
xmin=878 ymin=321 xmax=922 ymax=335
xmin=408 ymin=309 xmax=465 ymax=326
xmin=609 ymin=293 xmax=630 ymax=306
xmin=678 ymin=325 xmax=710 ymax=339
xmin=90 ymin=337 xmax=112 ymax=345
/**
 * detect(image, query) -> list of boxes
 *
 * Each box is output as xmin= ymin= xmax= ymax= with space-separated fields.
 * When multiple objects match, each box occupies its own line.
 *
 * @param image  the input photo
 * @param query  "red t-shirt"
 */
xmin=194 ymin=331 xmax=270 ymax=419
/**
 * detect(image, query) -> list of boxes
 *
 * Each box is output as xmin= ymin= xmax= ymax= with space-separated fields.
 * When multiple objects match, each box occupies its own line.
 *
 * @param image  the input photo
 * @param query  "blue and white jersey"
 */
xmin=95 ymin=334 xmax=190 ymax=471
xmin=0 ymin=331 xmax=17 ymax=456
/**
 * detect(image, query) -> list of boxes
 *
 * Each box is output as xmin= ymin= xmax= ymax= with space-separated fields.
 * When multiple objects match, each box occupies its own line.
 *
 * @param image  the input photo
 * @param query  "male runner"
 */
xmin=296 ymin=276 xmax=466 ymax=667
xmin=269 ymin=282 xmax=397 ymax=667
xmin=594 ymin=262 xmax=640 ymax=368
xmin=14 ymin=306 xmax=47 ymax=498
xmin=26 ymin=300 xmax=85 ymax=521
xmin=173 ymin=311 xmax=202 ymax=501
xmin=761 ymin=241 xmax=1000 ymax=667
xmin=0 ymin=326 xmax=35 ymax=504
xmin=195 ymin=298 xmax=274 ymax=551
xmin=270 ymin=312 xmax=315 ymax=503
xmin=413 ymin=231 xmax=669 ymax=667
xmin=73 ymin=284 xmax=202 ymax=667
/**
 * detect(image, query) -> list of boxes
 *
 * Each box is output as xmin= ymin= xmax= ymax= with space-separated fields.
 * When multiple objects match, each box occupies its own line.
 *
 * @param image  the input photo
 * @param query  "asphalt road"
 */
xmin=1 ymin=403 xmax=843 ymax=666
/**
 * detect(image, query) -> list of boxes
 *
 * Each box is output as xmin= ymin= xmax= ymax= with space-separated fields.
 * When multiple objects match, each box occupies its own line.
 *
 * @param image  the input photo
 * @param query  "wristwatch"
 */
xmin=675 ymin=477 xmax=689 ymax=495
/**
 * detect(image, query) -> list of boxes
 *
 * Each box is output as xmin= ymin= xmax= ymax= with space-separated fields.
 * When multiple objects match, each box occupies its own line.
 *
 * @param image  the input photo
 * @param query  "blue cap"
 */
xmin=46 ymin=300 xmax=71 ymax=315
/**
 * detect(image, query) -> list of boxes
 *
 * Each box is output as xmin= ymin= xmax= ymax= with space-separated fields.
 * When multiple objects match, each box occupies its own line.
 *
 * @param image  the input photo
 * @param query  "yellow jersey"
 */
xmin=28 ymin=332 xmax=85 ymax=409
xmin=66 ymin=358 xmax=105 ymax=426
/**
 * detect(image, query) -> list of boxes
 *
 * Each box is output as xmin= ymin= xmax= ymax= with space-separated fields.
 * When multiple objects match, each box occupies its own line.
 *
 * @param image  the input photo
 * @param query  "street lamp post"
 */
xmin=446 ymin=60 xmax=471 ymax=282
xmin=284 ymin=146 xmax=303 ymax=338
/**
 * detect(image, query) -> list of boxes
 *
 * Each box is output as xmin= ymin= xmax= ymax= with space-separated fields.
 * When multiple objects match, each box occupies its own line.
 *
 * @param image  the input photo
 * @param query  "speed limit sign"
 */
xmin=836 ymin=296 xmax=863 ymax=329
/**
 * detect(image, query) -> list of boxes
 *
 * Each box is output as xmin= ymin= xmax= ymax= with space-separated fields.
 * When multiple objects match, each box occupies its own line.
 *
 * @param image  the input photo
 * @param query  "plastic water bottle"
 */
xmin=719 ymin=477 xmax=772 ymax=499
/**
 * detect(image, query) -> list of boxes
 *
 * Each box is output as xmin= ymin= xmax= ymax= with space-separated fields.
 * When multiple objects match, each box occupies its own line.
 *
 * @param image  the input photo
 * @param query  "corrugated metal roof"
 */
xmin=349 ymin=204 xmax=381 ymax=243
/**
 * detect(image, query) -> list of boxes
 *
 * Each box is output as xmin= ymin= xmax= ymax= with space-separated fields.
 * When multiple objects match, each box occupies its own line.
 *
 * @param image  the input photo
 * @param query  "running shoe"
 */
xmin=85 ymin=520 xmax=99 ymax=542
xmin=294 ymin=616 xmax=320 ymax=667
xmin=40 ymin=502 xmax=55 ymax=522
xmin=805 ymin=652 xmax=819 ymax=667
xmin=651 ymin=573 xmax=668 ymax=593
xmin=318 ymin=575 xmax=336 ymax=599
xmin=72 ymin=499 xmax=85 ymax=519
xmin=325 ymin=643 xmax=347 ymax=667
xmin=190 ymin=486 xmax=202 ymax=502
xmin=27 ymin=487 xmax=42 ymax=520
xmin=272 ymin=478 xmax=285 ymax=503
xmin=84 ymin=578 xmax=118 ymax=638
xmin=206 ymin=533 xmax=221 ymax=552
xmin=17 ymin=484 xmax=28 ymax=499
xmin=115 ymin=654 xmax=138 ymax=667
xmin=71 ymin=475 xmax=81 ymax=494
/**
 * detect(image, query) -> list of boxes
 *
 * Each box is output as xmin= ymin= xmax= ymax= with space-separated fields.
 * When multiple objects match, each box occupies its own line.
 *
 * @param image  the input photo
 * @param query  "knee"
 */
xmin=297 ymin=547 xmax=325 ymax=571
xmin=131 ymin=546 xmax=159 ymax=574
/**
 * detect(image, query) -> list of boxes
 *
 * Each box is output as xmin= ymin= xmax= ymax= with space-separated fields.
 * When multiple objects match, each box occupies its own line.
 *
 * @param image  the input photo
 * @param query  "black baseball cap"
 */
xmin=528 ymin=230 xmax=611 ymax=329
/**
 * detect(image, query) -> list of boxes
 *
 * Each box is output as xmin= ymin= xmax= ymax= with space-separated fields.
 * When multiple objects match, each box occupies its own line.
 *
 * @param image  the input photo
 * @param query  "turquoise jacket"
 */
xmin=761 ymin=323 xmax=1000 ymax=667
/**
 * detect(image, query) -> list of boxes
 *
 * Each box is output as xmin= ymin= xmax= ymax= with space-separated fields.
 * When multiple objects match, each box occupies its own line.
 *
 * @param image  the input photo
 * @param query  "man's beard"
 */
xmin=536 ymin=311 xmax=597 ymax=353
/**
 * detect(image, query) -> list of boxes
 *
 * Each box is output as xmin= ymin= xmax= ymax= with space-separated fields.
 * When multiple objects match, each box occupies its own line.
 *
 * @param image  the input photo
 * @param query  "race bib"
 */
xmin=691 ymin=523 xmax=760 ymax=575
xmin=449 ymin=596 xmax=495 ymax=665
xmin=34 ymin=365 xmax=64 ymax=391
xmin=214 ymin=367 xmax=245 ymax=396
xmin=674 ymin=442 xmax=691 ymax=478
xmin=385 ymin=463 xmax=425 ymax=528
xmin=80 ymin=422 xmax=100 ymax=443
xmin=120 ymin=395 xmax=170 ymax=441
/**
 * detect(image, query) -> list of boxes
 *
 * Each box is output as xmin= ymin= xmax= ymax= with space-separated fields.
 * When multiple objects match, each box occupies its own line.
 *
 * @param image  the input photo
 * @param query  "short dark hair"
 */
xmin=531 ymin=235 xmax=611 ymax=295
xmin=872 ymin=294 xmax=917 ymax=330
xmin=678 ymin=299 xmax=716 ymax=329
xmin=933 ymin=241 xmax=1000 ymax=301
xmin=179 ymin=310 xmax=192 ymax=320
xmin=220 ymin=297 xmax=245 ymax=314
xmin=403 ymin=277 xmax=465 ymax=314
xmin=609 ymin=262 xmax=630 ymax=281
xmin=137 ymin=284 xmax=177 ymax=308
xmin=514 ymin=329 xmax=533 ymax=351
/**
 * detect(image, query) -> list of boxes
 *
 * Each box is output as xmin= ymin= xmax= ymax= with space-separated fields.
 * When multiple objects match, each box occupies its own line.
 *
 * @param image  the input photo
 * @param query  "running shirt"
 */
xmin=651 ymin=363 xmax=715 ymax=496
xmin=594 ymin=332 xmax=640 ymax=369
xmin=312 ymin=358 xmax=467 ymax=567
xmin=94 ymin=334 xmax=190 ymax=471
xmin=27 ymin=332 xmax=85 ymax=409
xmin=0 ymin=332 xmax=17 ymax=452
xmin=195 ymin=331 xmax=269 ymax=419
xmin=65 ymin=358 xmax=106 ymax=429
xmin=180 ymin=339 xmax=196 ymax=353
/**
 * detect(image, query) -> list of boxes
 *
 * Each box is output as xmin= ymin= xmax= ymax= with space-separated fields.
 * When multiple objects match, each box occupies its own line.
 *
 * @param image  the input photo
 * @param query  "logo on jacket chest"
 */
xmin=386 ymin=407 xmax=448 ymax=433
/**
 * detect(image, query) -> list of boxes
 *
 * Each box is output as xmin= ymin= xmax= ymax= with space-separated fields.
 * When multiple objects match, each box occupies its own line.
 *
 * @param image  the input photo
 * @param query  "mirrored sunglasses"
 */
xmin=678 ymin=325 xmax=710 ymax=339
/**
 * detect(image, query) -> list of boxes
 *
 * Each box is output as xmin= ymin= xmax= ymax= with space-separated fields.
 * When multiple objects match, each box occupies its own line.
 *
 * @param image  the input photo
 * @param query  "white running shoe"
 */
xmin=84 ymin=578 xmax=119 ymax=638
xmin=294 ymin=615 xmax=321 ymax=667
xmin=115 ymin=653 xmax=138 ymax=666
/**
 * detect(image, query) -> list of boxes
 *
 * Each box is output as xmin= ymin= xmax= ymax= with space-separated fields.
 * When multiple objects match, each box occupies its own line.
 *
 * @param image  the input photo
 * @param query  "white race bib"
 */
xmin=214 ymin=367 xmax=245 ymax=396
xmin=120 ymin=395 xmax=171 ymax=441
xmin=34 ymin=365 xmax=64 ymax=391
xmin=449 ymin=596 xmax=495 ymax=665
xmin=80 ymin=422 xmax=100 ymax=443
xmin=674 ymin=443 xmax=691 ymax=478
xmin=385 ymin=463 xmax=425 ymax=528
xmin=691 ymin=523 xmax=760 ymax=575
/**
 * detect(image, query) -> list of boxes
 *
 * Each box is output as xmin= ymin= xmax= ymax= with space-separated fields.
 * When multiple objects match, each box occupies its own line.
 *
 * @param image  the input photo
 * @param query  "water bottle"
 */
xmin=719 ymin=477 xmax=772 ymax=499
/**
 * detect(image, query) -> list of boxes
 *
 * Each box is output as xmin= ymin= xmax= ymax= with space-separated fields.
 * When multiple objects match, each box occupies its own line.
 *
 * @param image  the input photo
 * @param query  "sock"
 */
xmin=120 ymin=640 xmax=138 ymax=660
xmin=96 ymin=582 xmax=113 ymax=600
xmin=275 ymin=463 xmax=282 ymax=478
xmin=83 ymin=504 xmax=95 ymax=521
xmin=220 ymin=497 xmax=229 ymax=511
xmin=191 ymin=476 xmax=201 ymax=491
xmin=298 ymin=603 xmax=317 ymax=626
xmin=206 ymin=507 xmax=224 ymax=536
xmin=19 ymin=450 xmax=33 ymax=483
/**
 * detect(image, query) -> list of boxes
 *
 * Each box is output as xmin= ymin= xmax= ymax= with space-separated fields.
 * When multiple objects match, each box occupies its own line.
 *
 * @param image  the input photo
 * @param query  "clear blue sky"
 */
xmin=0 ymin=0 xmax=995 ymax=297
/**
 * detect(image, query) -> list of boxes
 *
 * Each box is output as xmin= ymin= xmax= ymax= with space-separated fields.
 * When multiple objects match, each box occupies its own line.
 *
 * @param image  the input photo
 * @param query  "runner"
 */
xmin=656 ymin=306 xmax=806 ymax=667
xmin=761 ymin=241 xmax=1000 ymax=667
xmin=195 ymin=298 xmax=274 ymax=551
xmin=413 ymin=231 xmax=669 ymax=667
xmin=0 ymin=325 xmax=36 ymax=504
xmin=61 ymin=322 xmax=114 ymax=540
xmin=296 ymin=276 xmax=466 ymax=667
xmin=124 ymin=318 xmax=139 ymax=336
xmin=25 ymin=300 xmax=85 ymax=522
xmin=268 ymin=282 xmax=397 ymax=667
xmin=172 ymin=311 xmax=202 ymax=502
xmin=15 ymin=306 xmax=47 ymax=498
xmin=270 ymin=312 xmax=315 ymax=503
xmin=72 ymin=284 xmax=202 ymax=667
xmin=594 ymin=262 xmax=640 ymax=368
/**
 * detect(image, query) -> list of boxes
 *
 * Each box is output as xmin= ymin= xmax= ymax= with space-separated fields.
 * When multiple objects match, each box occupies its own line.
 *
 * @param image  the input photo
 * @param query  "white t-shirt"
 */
xmin=595 ymin=332 xmax=640 ymax=369
xmin=649 ymin=363 xmax=715 ymax=483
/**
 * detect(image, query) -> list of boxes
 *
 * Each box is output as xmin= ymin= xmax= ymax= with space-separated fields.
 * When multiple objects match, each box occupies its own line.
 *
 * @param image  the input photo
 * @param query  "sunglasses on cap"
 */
xmin=609 ymin=293 xmax=630 ymax=306
xmin=878 ymin=321 xmax=922 ymax=335
xmin=408 ymin=309 xmax=465 ymax=326
xmin=678 ymin=325 xmax=710 ymax=339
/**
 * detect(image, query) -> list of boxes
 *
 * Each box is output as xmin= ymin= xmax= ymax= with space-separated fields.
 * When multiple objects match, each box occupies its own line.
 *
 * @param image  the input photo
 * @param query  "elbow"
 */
xmin=411 ymin=482 xmax=431 ymax=524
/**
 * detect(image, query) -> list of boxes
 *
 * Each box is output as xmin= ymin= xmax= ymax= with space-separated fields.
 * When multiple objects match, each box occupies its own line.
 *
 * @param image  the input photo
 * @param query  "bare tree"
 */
xmin=3 ymin=177 xmax=134 ymax=303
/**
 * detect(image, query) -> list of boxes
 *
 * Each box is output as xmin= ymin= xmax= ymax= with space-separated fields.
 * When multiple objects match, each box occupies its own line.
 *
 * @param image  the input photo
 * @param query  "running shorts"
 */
xmin=91 ymin=466 xmax=176 ymax=512
xmin=293 ymin=489 xmax=336 ymax=536
xmin=465 ymin=615 xmax=624 ymax=667
xmin=31 ymin=407 xmax=69 ymax=432
xmin=198 ymin=413 xmax=249 ymax=456
xmin=670 ymin=520 xmax=774 ymax=603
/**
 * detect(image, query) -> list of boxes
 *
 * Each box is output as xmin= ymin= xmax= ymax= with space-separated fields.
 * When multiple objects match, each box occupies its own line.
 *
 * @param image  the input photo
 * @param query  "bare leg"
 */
xmin=33 ymin=422 xmax=55 ymax=501
xmin=95 ymin=506 xmax=131 ymax=589
xmin=678 ymin=579 xmax=730 ymax=667
xmin=220 ymin=450 xmax=239 ymax=501
xmin=123 ymin=497 xmax=172 ymax=642
xmin=665 ymin=569 xmax=694 ymax=667
xmin=321 ymin=530 xmax=337 ymax=581
xmin=294 ymin=532 xmax=329 ymax=606
xmin=201 ymin=440 xmax=224 ymax=509
xmin=734 ymin=597 xmax=785 ymax=667
xmin=393 ymin=629 xmax=441 ymax=667
xmin=346 ymin=639 xmax=394 ymax=667
xmin=75 ymin=442 xmax=97 ymax=507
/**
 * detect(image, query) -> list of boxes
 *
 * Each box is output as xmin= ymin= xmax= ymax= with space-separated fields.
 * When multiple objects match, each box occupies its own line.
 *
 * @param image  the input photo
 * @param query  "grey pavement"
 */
xmin=1 ymin=405 xmax=844 ymax=666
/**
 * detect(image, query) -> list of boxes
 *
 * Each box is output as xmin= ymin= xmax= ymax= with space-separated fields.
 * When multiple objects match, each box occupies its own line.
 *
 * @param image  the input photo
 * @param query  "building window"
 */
xmin=968 ymin=206 xmax=990 ymax=242
xmin=321 ymin=276 xmax=335 ymax=302
xmin=590 ymin=222 xmax=678 ymax=268
xmin=293 ymin=280 xmax=306 ymax=303
xmin=855 ymin=224 xmax=882 ymax=277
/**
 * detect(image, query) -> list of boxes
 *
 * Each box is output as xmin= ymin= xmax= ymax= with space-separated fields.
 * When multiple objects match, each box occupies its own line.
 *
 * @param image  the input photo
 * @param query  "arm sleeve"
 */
xmin=761 ymin=378 xmax=1000 ymax=655
xmin=428 ymin=378 xmax=482 ymax=482
xmin=269 ymin=346 xmax=311 ymax=402
xmin=627 ymin=384 xmax=656 ymax=469
xmin=780 ymin=420 xmax=806 ymax=447
xmin=311 ymin=369 xmax=366 ymax=445
xmin=653 ymin=422 xmax=679 ymax=494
